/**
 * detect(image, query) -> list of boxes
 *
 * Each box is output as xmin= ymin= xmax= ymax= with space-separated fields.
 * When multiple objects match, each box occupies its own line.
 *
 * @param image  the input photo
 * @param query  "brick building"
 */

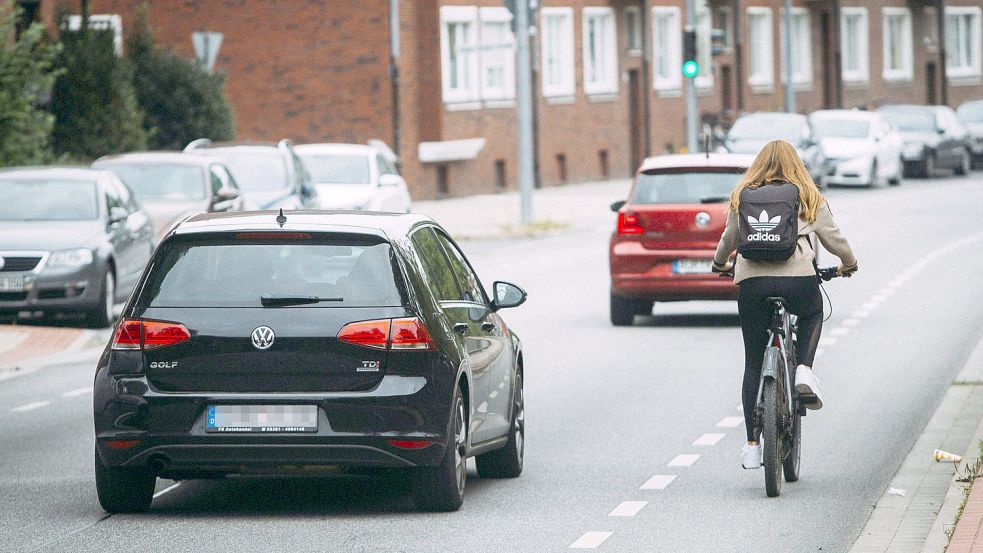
xmin=29 ymin=0 xmax=983 ymax=200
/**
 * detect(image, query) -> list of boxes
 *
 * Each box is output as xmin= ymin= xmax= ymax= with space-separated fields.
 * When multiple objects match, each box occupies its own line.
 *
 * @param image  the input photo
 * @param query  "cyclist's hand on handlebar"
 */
xmin=712 ymin=260 xmax=734 ymax=277
xmin=837 ymin=263 xmax=858 ymax=278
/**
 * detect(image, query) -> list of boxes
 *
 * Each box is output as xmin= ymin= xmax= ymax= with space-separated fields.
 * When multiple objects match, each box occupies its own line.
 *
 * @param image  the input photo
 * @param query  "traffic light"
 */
xmin=682 ymin=30 xmax=699 ymax=78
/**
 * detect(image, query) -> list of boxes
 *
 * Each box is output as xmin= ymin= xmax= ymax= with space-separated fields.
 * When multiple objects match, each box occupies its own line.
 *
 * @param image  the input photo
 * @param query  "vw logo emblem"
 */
xmin=251 ymin=326 xmax=275 ymax=350
xmin=695 ymin=212 xmax=711 ymax=227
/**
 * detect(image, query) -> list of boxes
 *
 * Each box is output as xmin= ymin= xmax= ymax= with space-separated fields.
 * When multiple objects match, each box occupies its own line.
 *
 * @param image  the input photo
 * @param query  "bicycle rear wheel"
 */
xmin=783 ymin=405 xmax=802 ymax=482
xmin=761 ymin=377 xmax=783 ymax=497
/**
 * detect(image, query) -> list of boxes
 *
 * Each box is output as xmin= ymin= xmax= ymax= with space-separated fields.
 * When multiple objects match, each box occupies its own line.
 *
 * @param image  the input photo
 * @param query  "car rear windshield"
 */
xmin=880 ymin=110 xmax=935 ymax=132
xmin=100 ymin=163 xmax=206 ymax=201
xmin=812 ymin=119 xmax=870 ymax=138
xmin=209 ymin=150 xmax=289 ymax=191
xmin=0 ymin=179 xmax=98 ymax=221
xmin=138 ymin=235 xmax=404 ymax=308
xmin=632 ymin=170 xmax=743 ymax=205
xmin=729 ymin=115 xmax=803 ymax=142
xmin=299 ymin=154 xmax=371 ymax=185
xmin=957 ymin=102 xmax=983 ymax=123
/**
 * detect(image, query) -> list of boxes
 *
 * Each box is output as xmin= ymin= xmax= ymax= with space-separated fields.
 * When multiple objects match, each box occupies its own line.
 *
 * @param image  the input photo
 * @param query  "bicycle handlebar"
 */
xmin=713 ymin=265 xmax=847 ymax=281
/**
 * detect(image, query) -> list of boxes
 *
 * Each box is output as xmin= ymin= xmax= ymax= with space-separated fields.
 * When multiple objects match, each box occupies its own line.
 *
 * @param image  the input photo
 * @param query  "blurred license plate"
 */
xmin=205 ymin=405 xmax=318 ymax=433
xmin=672 ymin=259 xmax=713 ymax=274
xmin=0 ymin=276 xmax=24 ymax=292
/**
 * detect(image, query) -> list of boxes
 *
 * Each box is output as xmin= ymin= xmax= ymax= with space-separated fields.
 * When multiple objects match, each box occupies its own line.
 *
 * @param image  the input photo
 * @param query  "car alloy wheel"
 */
xmin=514 ymin=378 xmax=525 ymax=468
xmin=453 ymin=397 xmax=467 ymax=495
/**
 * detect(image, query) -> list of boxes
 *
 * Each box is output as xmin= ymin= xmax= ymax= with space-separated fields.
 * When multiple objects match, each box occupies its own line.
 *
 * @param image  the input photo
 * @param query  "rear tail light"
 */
xmin=387 ymin=439 xmax=435 ymax=449
xmin=111 ymin=318 xmax=191 ymax=351
xmin=617 ymin=212 xmax=644 ymax=235
xmin=338 ymin=317 xmax=436 ymax=351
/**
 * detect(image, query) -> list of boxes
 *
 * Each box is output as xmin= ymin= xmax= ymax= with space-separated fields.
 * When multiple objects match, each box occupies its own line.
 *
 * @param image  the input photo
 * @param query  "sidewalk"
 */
xmin=942 ymin=339 xmax=983 ymax=553
xmin=411 ymin=178 xmax=632 ymax=240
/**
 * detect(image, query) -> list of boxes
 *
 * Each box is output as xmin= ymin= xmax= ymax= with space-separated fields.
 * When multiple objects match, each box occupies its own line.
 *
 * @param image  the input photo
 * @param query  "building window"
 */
xmin=840 ymin=7 xmax=869 ymax=83
xmin=780 ymin=8 xmax=811 ymax=85
xmin=541 ymin=7 xmax=575 ymax=97
xmin=696 ymin=8 xmax=714 ymax=88
xmin=66 ymin=14 xmax=123 ymax=56
xmin=945 ymin=7 xmax=983 ymax=79
xmin=652 ymin=6 xmax=681 ymax=91
xmin=882 ymin=8 xmax=913 ymax=81
xmin=716 ymin=7 xmax=734 ymax=49
xmin=747 ymin=7 xmax=774 ymax=88
xmin=440 ymin=6 xmax=479 ymax=104
xmin=582 ymin=7 xmax=618 ymax=95
xmin=625 ymin=6 xmax=642 ymax=54
xmin=479 ymin=7 xmax=515 ymax=101
xmin=923 ymin=7 xmax=939 ymax=52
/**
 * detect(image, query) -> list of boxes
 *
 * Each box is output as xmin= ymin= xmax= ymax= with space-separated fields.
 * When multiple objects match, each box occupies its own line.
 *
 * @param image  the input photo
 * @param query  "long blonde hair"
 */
xmin=729 ymin=140 xmax=825 ymax=223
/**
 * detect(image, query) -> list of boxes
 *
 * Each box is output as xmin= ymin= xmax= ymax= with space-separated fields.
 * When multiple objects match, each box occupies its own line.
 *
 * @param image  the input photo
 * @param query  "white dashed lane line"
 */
xmin=819 ymin=336 xmax=838 ymax=347
xmin=829 ymin=327 xmax=850 ymax=336
xmin=667 ymin=454 xmax=701 ymax=467
xmin=569 ymin=531 xmax=613 ymax=549
xmin=608 ymin=501 xmax=648 ymax=517
xmin=11 ymin=401 xmax=51 ymax=413
xmin=152 ymin=482 xmax=181 ymax=499
xmin=61 ymin=387 xmax=93 ymax=398
xmin=716 ymin=416 xmax=744 ymax=428
xmin=692 ymin=433 xmax=726 ymax=446
xmin=639 ymin=474 xmax=677 ymax=490
xmin=841 ymin=318 xmax=861 ymax=326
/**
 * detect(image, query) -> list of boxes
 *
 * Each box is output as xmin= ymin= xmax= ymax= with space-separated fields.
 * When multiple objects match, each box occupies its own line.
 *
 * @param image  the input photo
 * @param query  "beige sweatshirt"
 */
xmin=713 ymin=202 xmax=857 ymax=284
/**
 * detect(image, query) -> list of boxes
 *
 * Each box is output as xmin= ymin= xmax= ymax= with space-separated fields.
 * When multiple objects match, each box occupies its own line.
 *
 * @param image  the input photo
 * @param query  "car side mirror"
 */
xmin=378 ymin=174 xmax=402 ymax=187
xmin=610 ymin=200 xmax=626 ymax=212
xmin=108 ymin=207 xmax=128 ymax=224
xmin=491 ymin=281 xmax=527 ymax=310
xmin=214 ymin=187 xmax=239 ymax=202
xmin=937 ymin=127 xmax=946 ymax=135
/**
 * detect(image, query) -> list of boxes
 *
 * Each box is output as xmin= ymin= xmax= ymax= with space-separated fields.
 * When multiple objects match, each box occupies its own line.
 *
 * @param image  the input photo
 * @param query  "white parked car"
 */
xmin=294 ymin=143 xmax=412 ymax=213
xmin=809 ymin=110 xmax=904 ymax=188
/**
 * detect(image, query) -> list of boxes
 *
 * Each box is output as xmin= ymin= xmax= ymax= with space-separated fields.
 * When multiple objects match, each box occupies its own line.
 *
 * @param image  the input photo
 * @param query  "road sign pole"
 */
xmin=685 ymin=0 xmax=697 ymax=153
xmin=515 ymin=0 xmax=535 ymax=226
xmin=782 ymin=0 xmax=794 ymax=112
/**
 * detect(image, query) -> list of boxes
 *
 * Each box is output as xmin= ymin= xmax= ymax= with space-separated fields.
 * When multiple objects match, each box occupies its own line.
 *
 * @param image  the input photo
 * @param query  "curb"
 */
xmin=0 ymin=327 xmax=108 ymax=381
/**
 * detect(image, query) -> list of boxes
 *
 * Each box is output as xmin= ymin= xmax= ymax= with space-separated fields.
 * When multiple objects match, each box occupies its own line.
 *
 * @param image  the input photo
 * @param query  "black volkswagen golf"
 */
xmin=93 ymin=211 xmax=527 ymax=513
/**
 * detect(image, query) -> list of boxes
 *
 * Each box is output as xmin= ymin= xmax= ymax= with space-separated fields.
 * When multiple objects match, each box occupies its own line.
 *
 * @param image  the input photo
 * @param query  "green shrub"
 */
xmin=0 ymin=7 xmax=62 ymax=166
xmin=128 ymin=9 xmax=234 ymax=150
xmin=49 ymin=16 xmax=148 ymax=160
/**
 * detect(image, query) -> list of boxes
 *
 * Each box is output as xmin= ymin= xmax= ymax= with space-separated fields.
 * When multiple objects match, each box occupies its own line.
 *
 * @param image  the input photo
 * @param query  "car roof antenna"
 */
xmin=276 ymin=208 xmax=287 ymax=227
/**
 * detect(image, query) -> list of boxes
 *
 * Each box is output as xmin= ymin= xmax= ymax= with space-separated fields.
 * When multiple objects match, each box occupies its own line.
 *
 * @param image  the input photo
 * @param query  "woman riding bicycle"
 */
xmin=712 ymin=140 xmax=858 ymax=470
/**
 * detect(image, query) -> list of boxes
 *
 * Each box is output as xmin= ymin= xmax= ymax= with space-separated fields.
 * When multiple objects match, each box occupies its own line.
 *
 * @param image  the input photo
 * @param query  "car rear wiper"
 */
xmin=260 ymin=294 xmax=344 ymax=307
xmin=699 ymin=196 xmax=730 ymax=204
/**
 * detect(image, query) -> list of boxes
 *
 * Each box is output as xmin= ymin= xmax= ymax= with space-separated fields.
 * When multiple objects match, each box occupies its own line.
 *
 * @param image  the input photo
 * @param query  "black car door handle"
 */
xmin=453 ymin=323 xmax=469 ymax=335
xmin=480 ymin=322 xmax=496 ymax=333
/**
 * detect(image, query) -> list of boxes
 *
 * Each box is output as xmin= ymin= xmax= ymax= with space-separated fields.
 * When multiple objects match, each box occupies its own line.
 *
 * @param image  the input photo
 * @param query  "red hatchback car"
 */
xmin=609 ymin=153 xmax=755 ymax=325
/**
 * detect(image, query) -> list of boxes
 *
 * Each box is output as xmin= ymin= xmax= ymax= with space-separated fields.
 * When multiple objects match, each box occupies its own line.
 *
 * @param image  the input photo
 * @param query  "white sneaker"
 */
xmin=741 ymin=443 xmax=762 ymax=469
xmin=795 ymin=365 xmax=824 ymax=410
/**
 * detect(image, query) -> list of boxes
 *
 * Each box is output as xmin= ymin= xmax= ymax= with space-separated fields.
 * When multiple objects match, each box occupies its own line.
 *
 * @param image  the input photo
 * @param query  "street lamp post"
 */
xmin=515 ymin=0 xmax=535 ymax=225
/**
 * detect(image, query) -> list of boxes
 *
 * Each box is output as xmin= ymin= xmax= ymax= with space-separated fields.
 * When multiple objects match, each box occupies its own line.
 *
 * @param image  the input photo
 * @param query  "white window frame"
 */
xmin=582 ymin=7 xmax=619 ymax=95
xmin=779 ymin=8 xmax=812 ymax=85
xmin=716 ymin=6 xmax=734 ymax=49
xmin=478 ymin=7 xmax=516 ymax=101
xmin=652 ymin=6 xmax=682 ymax=92
xmin=945 ymin=6 xmax=983 ymax=79
xmin=540 ymin=7 xmax=576 ymax=98
xmin=882 ymin=7 xmax=914 ymax=82
xmin=747 ymin=7 xmax=774 ymax=88
xmin=624 ymin=6 xmax=642 ymax=55
xmin=695 ymin=7 xmax=714 ymax=88
xmin=840 ymin=7 xmax=869 ymax=83
xmin=440 ymin=6 xmax=480 ymax=104
xmin=66 ymin=14 xmax=123 ymax=56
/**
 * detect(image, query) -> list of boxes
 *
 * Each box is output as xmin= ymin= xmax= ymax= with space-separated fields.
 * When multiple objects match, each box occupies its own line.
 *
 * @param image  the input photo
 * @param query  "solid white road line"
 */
xmin=639 ymin=474 xmax=677 ymax=490
xmin=152 ymin=482 xmax=181 ymax=499
xmin=608 ymin=501 xmax=648 ymax=517
xmin=716 ymin=416 xmax=744 ymax=428
xmin=11 ymin=401 xmax=51 ymax=412
xmin=569 ymin=531 xmax=613 ymax=549
xmin=692 ymin=433 xmax=726 ymax=446
xmin=841 ymin=318 xmax=860 ymax=327
xmin=62 ymin=387 xmax=93 ymax=398
xmin=830 ymin=327 xmax=851 ymax=337
xmin=667 ymin=454 xmax=701 ymax=467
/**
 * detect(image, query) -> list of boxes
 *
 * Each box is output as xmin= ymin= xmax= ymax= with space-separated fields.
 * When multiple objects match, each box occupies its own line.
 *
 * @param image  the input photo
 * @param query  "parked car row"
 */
xmin=614 ymin=100 xmax=983 ymax=326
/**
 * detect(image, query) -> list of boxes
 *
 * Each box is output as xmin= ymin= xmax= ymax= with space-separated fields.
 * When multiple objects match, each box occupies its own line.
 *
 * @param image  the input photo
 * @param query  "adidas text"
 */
xmin=747 ymin=232 xmax=782 ymax=242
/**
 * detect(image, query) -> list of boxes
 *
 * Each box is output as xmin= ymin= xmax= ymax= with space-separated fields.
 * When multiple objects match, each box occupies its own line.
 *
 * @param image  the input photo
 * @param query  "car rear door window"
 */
xmin=410 ymin=227 xmax=463 ymax=302
xmin=433 ymin=231 xmax=486 ymax=304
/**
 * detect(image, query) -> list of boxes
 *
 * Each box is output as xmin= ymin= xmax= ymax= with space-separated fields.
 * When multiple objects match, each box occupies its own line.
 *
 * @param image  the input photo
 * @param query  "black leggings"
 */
xmin=738 ymin=276 xmax=823 ymax=441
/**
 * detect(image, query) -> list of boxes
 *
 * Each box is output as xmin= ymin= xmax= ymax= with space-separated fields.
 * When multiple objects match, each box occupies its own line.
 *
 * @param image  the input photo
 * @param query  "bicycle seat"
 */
xmin=765 ymin=297 xmax=788 ymax=308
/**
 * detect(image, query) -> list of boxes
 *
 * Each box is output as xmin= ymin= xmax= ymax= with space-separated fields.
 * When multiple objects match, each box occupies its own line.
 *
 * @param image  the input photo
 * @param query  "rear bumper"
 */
xmin=610 ymin=244 xmax=738 ymax=301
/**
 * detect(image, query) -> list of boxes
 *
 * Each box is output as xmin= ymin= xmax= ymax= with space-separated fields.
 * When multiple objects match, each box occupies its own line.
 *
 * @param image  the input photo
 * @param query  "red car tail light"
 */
xmin=338 ymin=319 xmax=391 ymax=350
xmin=390 ymin=317 xmax=437 ymax=351
xmin=387 ymin=439 xmax=435 ymax=449
xmin=111 ymin=319 xmax=191 ymax=351
xmin=617 ymin=212 xmax=644 ymax=235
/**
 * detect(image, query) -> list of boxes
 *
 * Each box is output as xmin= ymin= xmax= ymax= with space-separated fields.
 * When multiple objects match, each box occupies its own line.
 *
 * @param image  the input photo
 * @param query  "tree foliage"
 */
xmin=0 ymin=8 xmax=62 ymax=166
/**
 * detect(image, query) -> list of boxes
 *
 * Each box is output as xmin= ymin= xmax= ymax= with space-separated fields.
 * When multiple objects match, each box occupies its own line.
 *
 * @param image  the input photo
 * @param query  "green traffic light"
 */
xmin=682 ymin=60 xmax=700 ymax=78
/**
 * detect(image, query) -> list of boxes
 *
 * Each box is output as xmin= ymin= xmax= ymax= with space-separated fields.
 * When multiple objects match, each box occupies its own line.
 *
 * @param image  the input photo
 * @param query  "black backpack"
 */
xmin=737 ymin=182 xmax=800 ymax=261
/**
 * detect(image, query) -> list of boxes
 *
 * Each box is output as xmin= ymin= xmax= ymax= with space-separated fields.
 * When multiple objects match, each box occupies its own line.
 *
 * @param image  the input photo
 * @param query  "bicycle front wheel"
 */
xmin=762 ymin=377 xmax=782 ymax=497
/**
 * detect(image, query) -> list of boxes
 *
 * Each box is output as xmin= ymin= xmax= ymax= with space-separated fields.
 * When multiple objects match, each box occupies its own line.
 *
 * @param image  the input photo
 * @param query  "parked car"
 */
xmin=956 ymin=100 xmax=983 ymax=167
xmin=876 ymin=104 xmax=973 ymax=177
xmin=183 ymin=139 xmax=319 ymax=209
xmin=294 ymin=143 xmax=412 ymax=212
xmin=809 ymin=110 xmax=904 ymax=187
xmin=609 ymin=154 xmax=755 ymax=325
xmin=0 ymin=167 xmax=154 ymax=327
xmin=718 ymin=112 xmax=826 ymax=186
xmin=93 ymin=152 xmax=245 ymax=241
xmin=93 ymin=210 xmax=527 ymax=513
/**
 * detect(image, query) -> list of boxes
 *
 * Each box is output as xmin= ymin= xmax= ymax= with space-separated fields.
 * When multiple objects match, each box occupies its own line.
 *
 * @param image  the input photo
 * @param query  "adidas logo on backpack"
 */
xmin=737 ymin=183 xmax=800 ymax=261
xmin=746 ymin=210 xmax=783 ymax=242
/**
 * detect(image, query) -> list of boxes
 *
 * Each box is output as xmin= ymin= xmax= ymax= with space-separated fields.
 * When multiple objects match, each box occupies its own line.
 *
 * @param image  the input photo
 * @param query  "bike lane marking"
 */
xmin=639 ymin=474 xmax=677 ymax=490
xmin=569 ymin=531 xmax=613 ymax=549
xmin=693 ymin=433 xmax=726 ymax=446
xmin=667 ymin=454 xmax=701 ymax=467
xmin=608 ymin=501 xmax=648 ymax=517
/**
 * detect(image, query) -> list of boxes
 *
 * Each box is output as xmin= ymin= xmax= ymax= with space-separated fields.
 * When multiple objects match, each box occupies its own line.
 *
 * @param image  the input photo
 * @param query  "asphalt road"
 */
xmin=3 ymin=171 xmax=983 ymax=552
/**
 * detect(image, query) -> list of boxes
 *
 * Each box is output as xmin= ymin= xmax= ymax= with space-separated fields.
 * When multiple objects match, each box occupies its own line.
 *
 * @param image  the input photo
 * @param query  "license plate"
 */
xmin=672 ymin=259 xmax=714 ymax=274
xmin=0 ymin=276 xmax=24 ymax=292
xmin=205 ymin=405 xmax=318 ymax=433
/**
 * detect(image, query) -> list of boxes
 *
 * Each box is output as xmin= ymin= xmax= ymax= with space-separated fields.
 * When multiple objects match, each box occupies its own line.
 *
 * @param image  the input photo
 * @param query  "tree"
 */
xmin=0 ymin=7 xmax=62 ymax=166
xmin=127 ymin=7 xmax=234 ymax=150
xmin=49 ymin=12 xmax=148 ymax=160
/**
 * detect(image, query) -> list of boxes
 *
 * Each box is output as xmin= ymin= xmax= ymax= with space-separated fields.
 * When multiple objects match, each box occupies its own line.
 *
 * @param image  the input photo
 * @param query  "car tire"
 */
xmin=610 ymin=292 xmax=635 ymax=326
xmin=86 ymin=270 xmax=115 ymax=328
xmin=889 ymin=159 xmax=902 ymax=186
xmin=94 ymin=446 xmax=155 ymax=513
xmin=922 ymin=154 xmax=935 ymax=178
xmin=411 ymin=387 xmax=467 ymax=512
xmin=476 ymin=372 xmax=524 ymax=479
xmin=868 ymin=161 xmax=878 ymax=188
xmin=634 ymin=300 xmax=654 ymax=317
xmin=956 ymin=149 xmax=971 ymax=176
